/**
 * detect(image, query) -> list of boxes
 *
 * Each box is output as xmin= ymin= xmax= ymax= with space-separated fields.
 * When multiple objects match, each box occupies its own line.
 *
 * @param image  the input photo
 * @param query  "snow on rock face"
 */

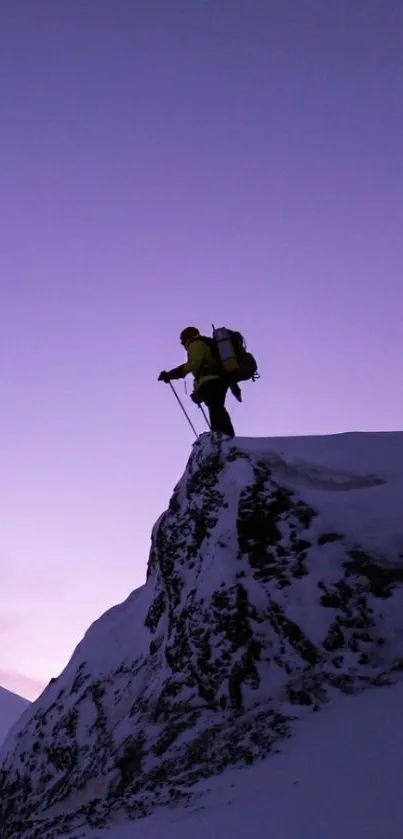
xmin=1 ymin=432 xmax=403 ymax=839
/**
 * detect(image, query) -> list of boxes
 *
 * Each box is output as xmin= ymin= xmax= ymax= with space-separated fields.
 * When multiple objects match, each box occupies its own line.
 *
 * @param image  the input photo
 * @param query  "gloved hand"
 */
xmin=190 ymin=391 xmax=202 ymax=405
xmin=231 ymin=383 xmax=242 ymax=402
xmin=158 ymin=371 xmax=171 ymax=383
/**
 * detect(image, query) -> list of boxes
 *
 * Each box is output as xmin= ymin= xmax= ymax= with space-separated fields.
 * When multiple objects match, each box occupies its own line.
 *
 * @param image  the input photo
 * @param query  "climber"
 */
xmin=158 ymin=326 xmax=236 ymax=437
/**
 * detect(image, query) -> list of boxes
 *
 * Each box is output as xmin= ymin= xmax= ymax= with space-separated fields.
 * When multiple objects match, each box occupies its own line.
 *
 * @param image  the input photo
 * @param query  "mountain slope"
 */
xmin=66 ymin=680 xmax=403 ymax=839
xmin=0 ymin=686 xmax=30 ymax=746
xmin=1 ymin=431 xmax=403 ymax=839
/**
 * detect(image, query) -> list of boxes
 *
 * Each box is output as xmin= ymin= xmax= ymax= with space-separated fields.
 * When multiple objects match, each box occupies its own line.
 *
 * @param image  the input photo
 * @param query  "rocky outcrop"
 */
xmin=1 ymin=433 xmax=403 ymax=839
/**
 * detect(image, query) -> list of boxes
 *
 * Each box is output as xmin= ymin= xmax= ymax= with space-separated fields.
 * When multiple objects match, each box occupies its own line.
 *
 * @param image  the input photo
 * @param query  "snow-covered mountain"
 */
xmin=1 ymin=431 xmax=403 ymax=839
xmin=0 ymin=686 xmax=29 ymax=747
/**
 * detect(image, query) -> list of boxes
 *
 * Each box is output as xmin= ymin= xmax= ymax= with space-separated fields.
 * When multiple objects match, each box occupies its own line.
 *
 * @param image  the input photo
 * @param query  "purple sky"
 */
xmin=1 ymin=1 xmax=402 ymax=699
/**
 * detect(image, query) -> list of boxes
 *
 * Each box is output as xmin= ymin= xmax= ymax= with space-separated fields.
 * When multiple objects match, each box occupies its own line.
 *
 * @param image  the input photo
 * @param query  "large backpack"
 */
xmin=201 ymin=327 xmax=259 ymax=383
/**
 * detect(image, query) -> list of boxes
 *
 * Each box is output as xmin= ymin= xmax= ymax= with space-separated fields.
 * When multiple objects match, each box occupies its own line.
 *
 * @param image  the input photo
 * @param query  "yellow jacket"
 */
xmin=168 ymin=338 xmax=220 ymax=392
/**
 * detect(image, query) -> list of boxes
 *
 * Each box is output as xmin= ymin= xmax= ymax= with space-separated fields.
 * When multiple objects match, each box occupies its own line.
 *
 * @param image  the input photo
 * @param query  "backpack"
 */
xmin=200 ymin=327 xmax=259 ymax=383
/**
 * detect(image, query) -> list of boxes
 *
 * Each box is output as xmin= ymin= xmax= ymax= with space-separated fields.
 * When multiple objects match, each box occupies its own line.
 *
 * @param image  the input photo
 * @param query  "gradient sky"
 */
xmin=1 ymin=0 xmax=402 ymax=699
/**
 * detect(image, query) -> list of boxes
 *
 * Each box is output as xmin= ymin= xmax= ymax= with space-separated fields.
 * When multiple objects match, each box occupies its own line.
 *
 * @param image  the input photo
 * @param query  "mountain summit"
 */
xmin=1 ymin=432 xmax=403 ymax=839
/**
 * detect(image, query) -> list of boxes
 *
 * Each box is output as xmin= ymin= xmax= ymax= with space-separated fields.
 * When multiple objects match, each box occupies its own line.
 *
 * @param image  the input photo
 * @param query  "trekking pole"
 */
xmin=199 ymin=404 xmax=211 ymax=429
xmin=168 ymin=382 xmax=198 ymax=438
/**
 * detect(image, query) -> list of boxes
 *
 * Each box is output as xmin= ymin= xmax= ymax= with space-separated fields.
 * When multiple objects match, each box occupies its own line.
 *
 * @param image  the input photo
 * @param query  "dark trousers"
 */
xmin=198 ymin=379 xmax=235 ymax=437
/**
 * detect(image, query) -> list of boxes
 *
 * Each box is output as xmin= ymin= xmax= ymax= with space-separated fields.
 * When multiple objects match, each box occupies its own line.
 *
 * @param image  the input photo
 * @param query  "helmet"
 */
xmin=180 ymin=326 xmax=200 ymax=345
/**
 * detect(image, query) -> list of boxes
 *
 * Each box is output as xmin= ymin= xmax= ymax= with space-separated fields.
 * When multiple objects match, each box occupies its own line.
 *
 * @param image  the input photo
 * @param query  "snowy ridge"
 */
xmin=0 ymin=687 xmax=29 ymax=747
xmin=1 ymin=432 xmax=403 ymax=839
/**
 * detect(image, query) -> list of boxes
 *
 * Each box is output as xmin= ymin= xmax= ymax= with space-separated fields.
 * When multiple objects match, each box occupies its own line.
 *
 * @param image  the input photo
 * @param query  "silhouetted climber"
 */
xmin=158 ymin=326 xmax=236 ymax=437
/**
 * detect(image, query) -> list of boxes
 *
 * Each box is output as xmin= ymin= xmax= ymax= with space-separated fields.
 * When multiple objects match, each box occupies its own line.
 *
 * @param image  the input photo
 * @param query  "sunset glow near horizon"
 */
xmin=1 ymin=1 xmax=402 ymax=699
